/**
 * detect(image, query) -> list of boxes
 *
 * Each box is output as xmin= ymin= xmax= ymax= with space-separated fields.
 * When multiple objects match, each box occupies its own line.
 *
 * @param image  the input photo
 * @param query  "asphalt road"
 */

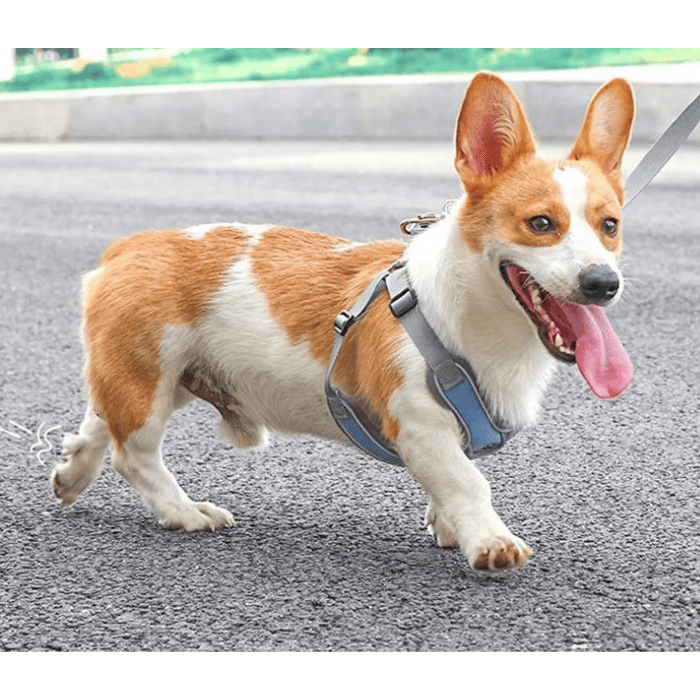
xmin=1 ymin=140 xmax=699 ymax=652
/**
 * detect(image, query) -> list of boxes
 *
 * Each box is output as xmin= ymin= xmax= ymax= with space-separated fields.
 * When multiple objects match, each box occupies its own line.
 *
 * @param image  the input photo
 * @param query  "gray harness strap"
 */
xmin=385 ymin=267 xmax=516 ymax=459
xmin=325 ymin=262 xmax=517 ymax=465
xmin=325 ymin=266 xmax=405 ymax=465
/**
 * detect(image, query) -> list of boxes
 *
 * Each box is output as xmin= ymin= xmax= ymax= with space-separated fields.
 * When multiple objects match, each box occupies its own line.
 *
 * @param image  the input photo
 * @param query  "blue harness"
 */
xmin=324 ymin=262 xmax=517 ymax=465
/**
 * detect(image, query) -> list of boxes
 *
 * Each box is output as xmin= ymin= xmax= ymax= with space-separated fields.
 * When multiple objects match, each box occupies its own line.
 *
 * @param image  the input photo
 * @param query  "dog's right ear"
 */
xmin=455 ymin=73 xmax=537 ymax=198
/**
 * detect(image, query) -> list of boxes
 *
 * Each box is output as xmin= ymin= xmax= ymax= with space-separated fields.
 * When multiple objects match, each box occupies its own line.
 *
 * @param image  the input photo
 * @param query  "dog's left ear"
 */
xmin=569 ymin=78 xmax=635 ymax=188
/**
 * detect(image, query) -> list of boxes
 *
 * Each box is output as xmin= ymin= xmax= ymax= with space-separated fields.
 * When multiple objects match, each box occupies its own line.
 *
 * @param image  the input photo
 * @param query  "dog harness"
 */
xmin=325 ymin=261 xmax=517 ymax=465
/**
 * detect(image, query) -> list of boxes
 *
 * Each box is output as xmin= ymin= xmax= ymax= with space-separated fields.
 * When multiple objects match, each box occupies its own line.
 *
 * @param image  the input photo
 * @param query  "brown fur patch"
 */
xmin=457 ymin=157 xmax=572 ymax=252
xmin=251 ymin=228 xmax=407 ymax=442
xmin=84 ymin=226 xmax=249 ymax=447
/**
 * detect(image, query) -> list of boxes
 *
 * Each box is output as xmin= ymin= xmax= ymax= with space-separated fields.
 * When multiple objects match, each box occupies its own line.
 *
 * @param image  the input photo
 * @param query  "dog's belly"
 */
xmin=188 ymin=259 xmax=346 ymax=443
xmin=185 ymin=359 xmax=343 ymax=442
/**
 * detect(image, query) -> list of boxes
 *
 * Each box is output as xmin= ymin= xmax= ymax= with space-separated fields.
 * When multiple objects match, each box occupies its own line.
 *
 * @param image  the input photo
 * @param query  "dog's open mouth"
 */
xmin=500 ymin=262 xmax=633 ymax=399
xmin=500 ymin=263 xmax=577 ymax=364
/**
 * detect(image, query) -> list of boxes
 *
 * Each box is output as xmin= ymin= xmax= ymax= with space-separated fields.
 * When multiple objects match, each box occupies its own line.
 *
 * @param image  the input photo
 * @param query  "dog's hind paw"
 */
xmin=61 ymin=433 xmax=86 ymax=457
xmin=469 ymin=536 xmax=532 ymax=572
xmin=51 ymin=458 xmax=94 ymax=506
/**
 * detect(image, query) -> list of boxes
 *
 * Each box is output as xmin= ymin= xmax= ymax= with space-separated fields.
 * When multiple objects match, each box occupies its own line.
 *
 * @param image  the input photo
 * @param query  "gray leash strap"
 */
xmin=624 ymin=90 xmax=700 ymax=207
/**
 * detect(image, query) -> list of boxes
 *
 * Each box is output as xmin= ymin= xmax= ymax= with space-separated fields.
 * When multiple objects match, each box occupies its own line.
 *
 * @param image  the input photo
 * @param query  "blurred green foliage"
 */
xmin=2 ymin=48 xmax=699 ymax=93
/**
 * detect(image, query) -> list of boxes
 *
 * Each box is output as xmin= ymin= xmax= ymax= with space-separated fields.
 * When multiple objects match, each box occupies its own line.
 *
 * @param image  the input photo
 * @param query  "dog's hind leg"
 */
xmin=51 ymin=401 xmax=111 ymax=506
xmin=110 ymin=373 xmax=235 ymax=532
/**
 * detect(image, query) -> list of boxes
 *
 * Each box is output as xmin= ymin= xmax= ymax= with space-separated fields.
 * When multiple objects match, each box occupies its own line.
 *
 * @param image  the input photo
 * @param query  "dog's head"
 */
xmin=453 ymin=73 xmax=635 ymax=399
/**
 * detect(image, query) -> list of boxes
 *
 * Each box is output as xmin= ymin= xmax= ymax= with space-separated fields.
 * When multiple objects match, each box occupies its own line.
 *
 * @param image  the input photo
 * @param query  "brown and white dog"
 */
xmin=51 ymin=73 xmax=635 ymax=572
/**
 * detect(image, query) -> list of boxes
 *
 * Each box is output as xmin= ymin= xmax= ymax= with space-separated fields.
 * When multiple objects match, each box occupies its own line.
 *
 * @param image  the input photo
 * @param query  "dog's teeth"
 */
xmin=554 ymin=333 xmax=563 ymax=348
xmin=535 ymin=305 xmax=553 ymax=325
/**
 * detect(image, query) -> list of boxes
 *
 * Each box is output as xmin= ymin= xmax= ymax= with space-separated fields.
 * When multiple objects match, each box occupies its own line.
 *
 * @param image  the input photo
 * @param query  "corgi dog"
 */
xmin=51 ymin=73 xmax=635 ymax=573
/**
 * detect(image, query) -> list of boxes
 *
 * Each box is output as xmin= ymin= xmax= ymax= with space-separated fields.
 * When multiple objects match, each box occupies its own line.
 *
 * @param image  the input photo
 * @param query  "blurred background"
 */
xmin=1 ymin=48 xmax=699 ymax=91
xmin=2 ymin=47 xmax=698 ymax=144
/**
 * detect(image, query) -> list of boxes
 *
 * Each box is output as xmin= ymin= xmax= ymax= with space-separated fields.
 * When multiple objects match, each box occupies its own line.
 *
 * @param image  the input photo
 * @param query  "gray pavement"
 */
xmin=1 ymin=139 xmax=699 ymax=651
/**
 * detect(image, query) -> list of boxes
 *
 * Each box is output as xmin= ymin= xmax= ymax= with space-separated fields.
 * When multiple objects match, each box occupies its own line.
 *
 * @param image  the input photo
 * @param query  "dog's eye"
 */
xmin=527 ymin=216 xmax=555 ymax=233
xmin=602 ymin=218 xmax=619 ymax=236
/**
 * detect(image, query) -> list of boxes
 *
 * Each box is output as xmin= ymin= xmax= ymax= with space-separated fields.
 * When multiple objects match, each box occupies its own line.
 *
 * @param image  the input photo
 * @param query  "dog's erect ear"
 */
xmin=568 ymin=78 xmax=635 ymax=184
xmin=455 ymin=73 xmax=537 ymax=196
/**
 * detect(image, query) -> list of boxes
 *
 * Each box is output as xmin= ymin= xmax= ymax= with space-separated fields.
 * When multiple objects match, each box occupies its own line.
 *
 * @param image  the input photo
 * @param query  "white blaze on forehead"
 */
xmin=554 ymin=166 xmax=588 ymax=212
xmin=501 ymin=163 xmax=624 ymax=302
xmin=553 ymin=166 xmax=619 ymax=267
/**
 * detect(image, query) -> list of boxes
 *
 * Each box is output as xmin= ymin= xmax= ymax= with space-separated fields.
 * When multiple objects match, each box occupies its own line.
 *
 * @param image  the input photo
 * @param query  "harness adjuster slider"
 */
xmin=389 ymin=286 xmax=417 ymax=318
xmin=333 ymin=310 xmax=354 ymax=336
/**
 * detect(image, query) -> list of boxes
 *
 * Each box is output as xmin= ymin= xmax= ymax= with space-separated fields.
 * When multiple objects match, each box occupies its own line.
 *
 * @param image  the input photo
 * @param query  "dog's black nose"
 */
xmin=578 ymin=264 xmax=620 ymax=304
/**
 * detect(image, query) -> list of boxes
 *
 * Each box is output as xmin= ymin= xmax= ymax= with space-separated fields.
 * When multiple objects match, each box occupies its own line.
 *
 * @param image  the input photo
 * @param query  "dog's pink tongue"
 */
xmin=551 ymin=299 xmax=633 ymax=399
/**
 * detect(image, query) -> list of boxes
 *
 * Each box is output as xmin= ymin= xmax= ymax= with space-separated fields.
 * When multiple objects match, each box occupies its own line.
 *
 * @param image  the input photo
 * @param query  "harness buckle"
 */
xmin=333 ymin=310 xmax=354 ymax=336
xmin=389 ymin=286 xmax=417 ymax=317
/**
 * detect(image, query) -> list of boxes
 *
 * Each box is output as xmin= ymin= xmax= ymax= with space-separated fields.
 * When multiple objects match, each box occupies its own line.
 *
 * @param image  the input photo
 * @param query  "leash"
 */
xmin=400 ymin=200 xmax=455 ymax=236
xmin=325 ymin=262 xmax=516 ymax=465
xmin=624 ymin=90 xmax=700 ymax=207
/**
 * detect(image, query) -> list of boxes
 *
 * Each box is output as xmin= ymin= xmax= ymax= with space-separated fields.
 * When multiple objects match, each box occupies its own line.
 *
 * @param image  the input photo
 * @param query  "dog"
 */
xmin=51 ymin=73 xmax=635 ymax=572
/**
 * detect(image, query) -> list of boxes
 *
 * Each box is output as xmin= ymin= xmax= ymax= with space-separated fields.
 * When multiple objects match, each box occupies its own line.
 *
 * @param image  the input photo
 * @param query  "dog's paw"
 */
xmin=424 ymin=501 xmax=459 ymax=548
xmin=468 ymin=535 xmax=532 ymax=572
xmin=61 ymin=433 xmax=86 ymax=457
xmin=160 ymin=501 xmax=235 ymax=532
xmin=50 ymin=461 xmax=86 ymax=506
xmin=50 ymin=464 xmax=71 ymax=504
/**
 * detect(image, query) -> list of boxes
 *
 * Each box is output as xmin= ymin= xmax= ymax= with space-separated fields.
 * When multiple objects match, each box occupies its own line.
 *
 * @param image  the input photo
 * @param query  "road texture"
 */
xmin=1 ymin=140 xmax=699 ymax=651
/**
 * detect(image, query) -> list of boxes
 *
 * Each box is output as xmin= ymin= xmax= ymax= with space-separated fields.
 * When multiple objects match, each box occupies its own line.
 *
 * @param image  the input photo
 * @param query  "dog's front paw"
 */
xmin=424 ymin=500 xmax=459 ymax=548
xmin=468 ymin=535 xmax=532 ymax=572
xmin=159 ymin=501 xmax=235 ymax=532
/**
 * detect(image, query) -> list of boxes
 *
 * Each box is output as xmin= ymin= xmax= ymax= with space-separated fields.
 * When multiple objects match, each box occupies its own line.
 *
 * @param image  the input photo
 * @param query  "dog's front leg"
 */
xmin=406 ymin=435 xmax=531 ymax=572
xmin=392 ymin=394 xmax=531 ymax=572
